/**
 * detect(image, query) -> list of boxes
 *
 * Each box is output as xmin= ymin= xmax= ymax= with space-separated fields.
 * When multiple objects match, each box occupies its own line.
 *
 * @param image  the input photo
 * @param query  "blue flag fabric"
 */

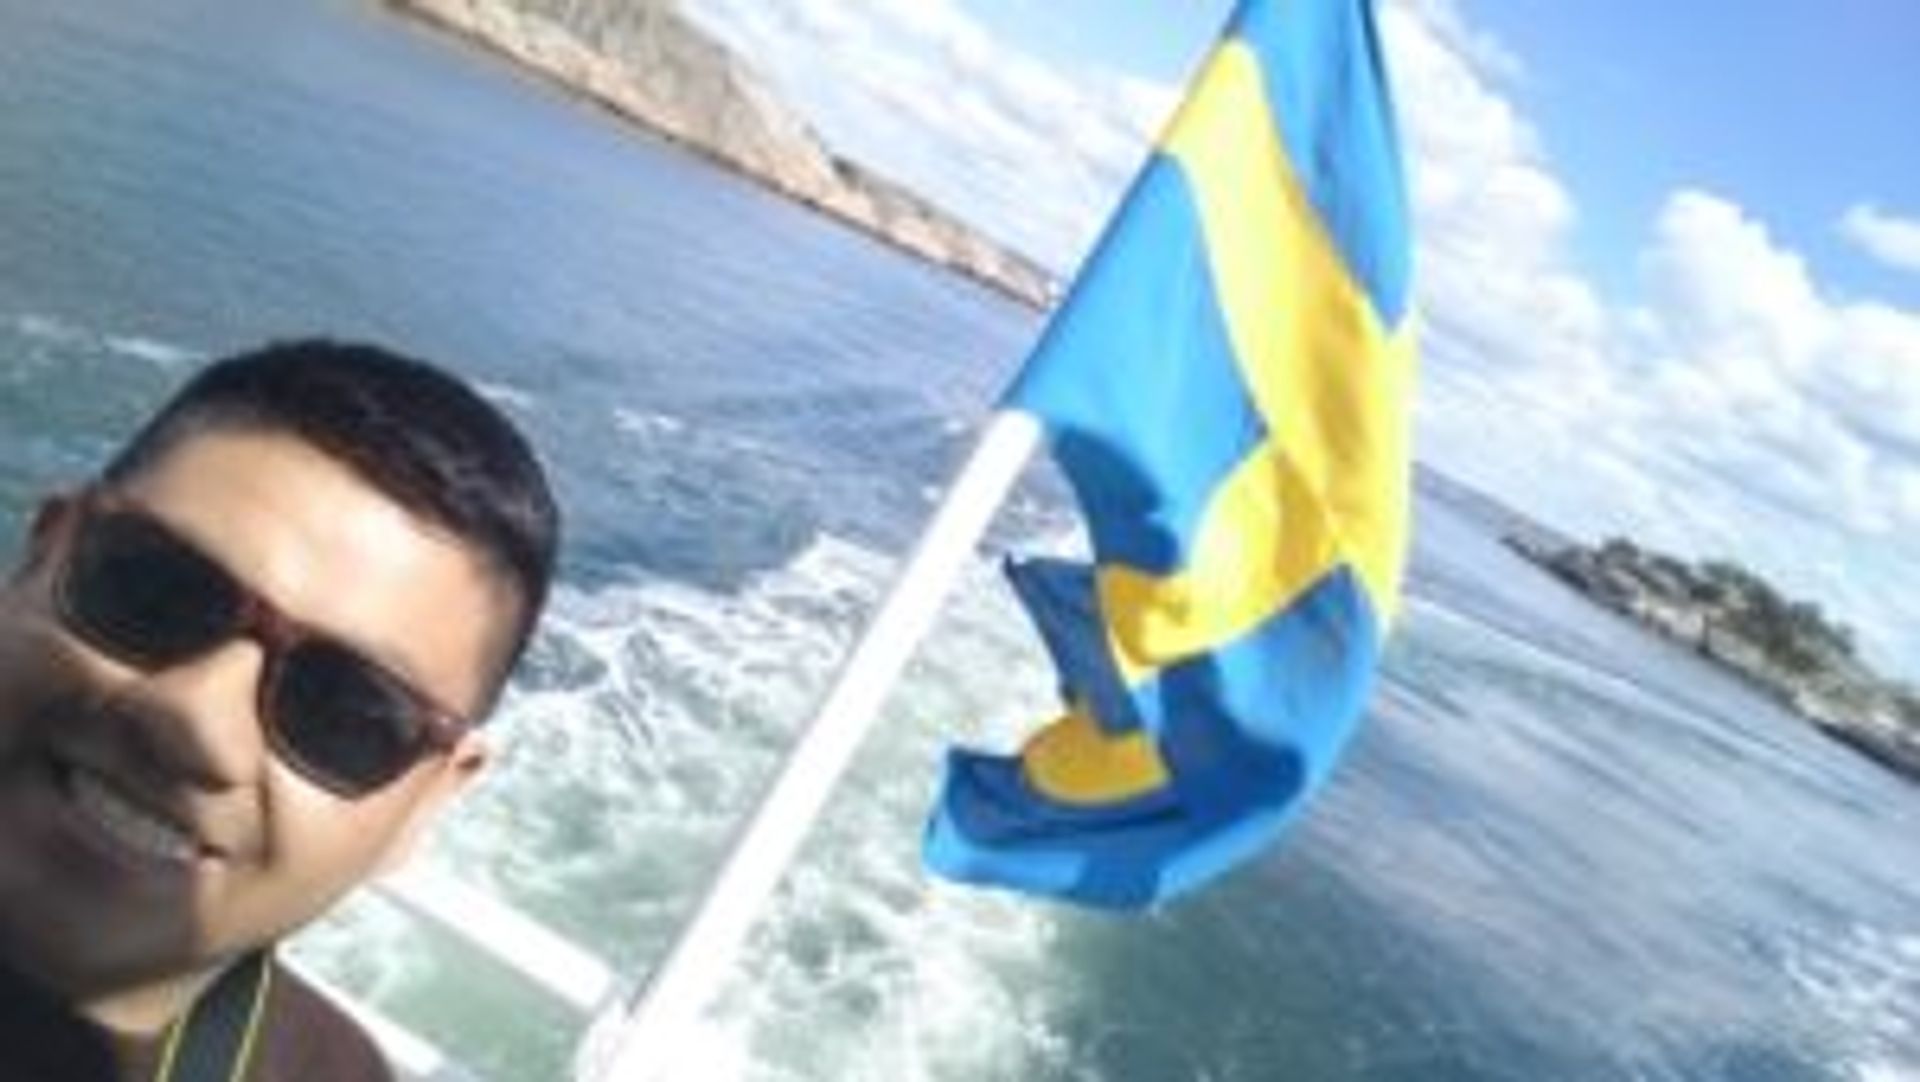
xmin=923 ymin=0 xmax=1416 ymax=909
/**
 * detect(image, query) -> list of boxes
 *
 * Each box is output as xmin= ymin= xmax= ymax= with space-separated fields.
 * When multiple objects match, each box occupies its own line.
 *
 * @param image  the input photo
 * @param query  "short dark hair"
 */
xmin=103 ymin=340 xmax=559 ymax=701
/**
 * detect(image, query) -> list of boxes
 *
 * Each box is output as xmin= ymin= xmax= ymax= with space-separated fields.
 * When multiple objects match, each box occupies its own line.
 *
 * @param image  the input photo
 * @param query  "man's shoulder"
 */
xmin=0 ymin=955 xmax=122 ymax=1080
xmin=256 ymin=961 xmax=396 ymax=1082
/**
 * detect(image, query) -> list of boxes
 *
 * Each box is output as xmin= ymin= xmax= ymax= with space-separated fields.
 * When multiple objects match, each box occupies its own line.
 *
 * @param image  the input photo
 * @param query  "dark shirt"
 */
xmin=0 ymin=956 xmax=393 ymax=1081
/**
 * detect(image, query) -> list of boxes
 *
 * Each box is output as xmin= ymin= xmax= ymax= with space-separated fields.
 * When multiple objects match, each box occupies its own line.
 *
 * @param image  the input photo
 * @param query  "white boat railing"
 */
xmin=292 ymin=962 xmax=477 ymax=1081
xmin=300 ymin=869 xmax=622 ymax=1080
xmin=378 ymin=867 xmax=618 ymax=1016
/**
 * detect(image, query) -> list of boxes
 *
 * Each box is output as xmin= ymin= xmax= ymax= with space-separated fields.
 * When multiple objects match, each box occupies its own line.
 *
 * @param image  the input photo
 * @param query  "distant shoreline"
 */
xmin=1505 ymin=534 xmax=1920 ymax=782
xmin=382 ymin=0 xmax=1058 ymax=310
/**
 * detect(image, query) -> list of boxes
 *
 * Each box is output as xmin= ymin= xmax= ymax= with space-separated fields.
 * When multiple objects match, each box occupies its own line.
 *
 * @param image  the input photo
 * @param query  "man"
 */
xmin=0 ymin=340 xmax=560 ymax=1080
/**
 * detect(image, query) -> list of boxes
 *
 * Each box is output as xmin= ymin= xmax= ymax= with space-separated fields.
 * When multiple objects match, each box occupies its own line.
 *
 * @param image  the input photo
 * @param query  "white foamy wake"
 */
xmin=612 ymin=406 xmax=687 ymax=438
xmin=1780 ymin=922 xmax=1920 ymax=1081
xmin=295 ymin=528 xmax=1089 ymax=1080
xmin=100 ymin=333 xmax=195 ymax=368
xmin=475 ymin=379 xmax=539 ymax=413
xmin=3 ymin=309 xmax=198 ymax=369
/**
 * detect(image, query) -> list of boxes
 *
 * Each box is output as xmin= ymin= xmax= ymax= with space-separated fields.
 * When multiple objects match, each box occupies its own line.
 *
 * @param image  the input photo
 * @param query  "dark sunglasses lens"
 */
xmin=65 ymin=512 xmax=242 ymax=666
xmin=270 ymin=641 xmax=427 ymax=794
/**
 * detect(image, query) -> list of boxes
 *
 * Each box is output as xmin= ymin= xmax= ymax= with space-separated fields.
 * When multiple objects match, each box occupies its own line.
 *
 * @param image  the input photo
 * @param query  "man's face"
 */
xmin=0 ymin=428 xmax=514 ymax=998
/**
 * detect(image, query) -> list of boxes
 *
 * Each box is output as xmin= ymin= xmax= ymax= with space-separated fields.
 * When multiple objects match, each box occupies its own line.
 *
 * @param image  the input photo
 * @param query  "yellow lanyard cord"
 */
xmin=152 ymin=953 xmax=274 ymax=1082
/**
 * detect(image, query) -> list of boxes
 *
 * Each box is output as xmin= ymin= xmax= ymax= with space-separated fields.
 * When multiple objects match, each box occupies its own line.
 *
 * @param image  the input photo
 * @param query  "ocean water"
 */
xmin=2 ymin=1 xmax=1917 ymax=1080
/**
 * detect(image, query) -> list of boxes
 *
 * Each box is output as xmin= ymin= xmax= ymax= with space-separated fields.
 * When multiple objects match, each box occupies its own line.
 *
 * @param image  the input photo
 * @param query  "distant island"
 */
xmin=384 ymin=0 xmax=1057 ymax=308
xmin=1507 ymin=534 xmax=1920 ymax=781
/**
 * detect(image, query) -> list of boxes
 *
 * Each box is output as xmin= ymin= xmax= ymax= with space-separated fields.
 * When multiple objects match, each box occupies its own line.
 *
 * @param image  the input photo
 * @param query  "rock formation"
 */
xmin=1507 ymin=534 xmax=1920 ymax=781
xmin=387 ymin=0 xmax=1057 ymax=308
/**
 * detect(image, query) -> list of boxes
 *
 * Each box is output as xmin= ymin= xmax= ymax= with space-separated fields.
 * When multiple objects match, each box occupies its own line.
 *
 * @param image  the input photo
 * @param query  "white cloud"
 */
xmin=1377 ymin=0 xmax=1606 ymax=398
xmin=686 ymin=0 xmax=1173 ymax=265
xmin=1839 ymin=202 xmax=1920 ymax=275
xmin=1822 ymin=303 xmax=1920 ymax=457
xmin=1637 ymin=192 xmax=1920 ymax=512
xmin=1393 ymin=0 xmax=1526 ymax=84
xmin=684 ymin=0 xmax=1920 ymax=674
xmin=1367 ymin=3 xmax=1920 ymax=671
xmin=1641 ymin=192 xmax=1831 ymax=377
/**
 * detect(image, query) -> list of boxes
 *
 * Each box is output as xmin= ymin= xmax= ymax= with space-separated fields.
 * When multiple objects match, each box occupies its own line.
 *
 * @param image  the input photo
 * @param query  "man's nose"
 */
xmin=124 ymin=639 xmax=270 ymax=790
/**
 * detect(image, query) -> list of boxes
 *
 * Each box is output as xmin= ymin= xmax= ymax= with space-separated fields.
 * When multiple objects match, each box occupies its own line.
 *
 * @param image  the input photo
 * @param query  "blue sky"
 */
xmin=954 ymin=0 xmax=1920 ymax=305
xmin=953 ymin=0 xmax=1231 ymax=84
xmin=687 ymin=0 xmax=1920 ymax=677
xmin=1455 ymin=0 xmax=1920 ymax=306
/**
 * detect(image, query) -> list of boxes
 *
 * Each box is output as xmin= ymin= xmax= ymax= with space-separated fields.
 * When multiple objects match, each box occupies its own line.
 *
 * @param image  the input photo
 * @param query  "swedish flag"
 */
xmin=924 ymin=0 xmax=1415 ymax=908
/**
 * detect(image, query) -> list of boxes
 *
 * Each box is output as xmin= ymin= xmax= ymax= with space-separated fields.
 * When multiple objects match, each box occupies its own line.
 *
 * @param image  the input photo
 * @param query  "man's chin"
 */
xmin=0 ymin=757 xmax=210 ymax=1002
xmin=0 ymin=896 xmax=237 ymax=1025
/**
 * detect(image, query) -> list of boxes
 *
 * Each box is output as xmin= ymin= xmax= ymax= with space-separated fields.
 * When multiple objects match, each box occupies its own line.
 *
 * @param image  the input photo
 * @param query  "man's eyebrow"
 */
xmin=343 ymin=636 xmax=439 ymax=697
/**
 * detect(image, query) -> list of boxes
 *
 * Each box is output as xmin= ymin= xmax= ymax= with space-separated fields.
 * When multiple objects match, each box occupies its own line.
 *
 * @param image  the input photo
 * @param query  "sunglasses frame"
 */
xmin=48 ymin=486 xmax=470 ymax=796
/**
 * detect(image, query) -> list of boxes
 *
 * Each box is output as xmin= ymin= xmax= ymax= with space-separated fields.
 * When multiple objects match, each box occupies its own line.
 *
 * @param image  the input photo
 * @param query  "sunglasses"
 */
xmin=51 ymin=489 xmax=468 ymax=797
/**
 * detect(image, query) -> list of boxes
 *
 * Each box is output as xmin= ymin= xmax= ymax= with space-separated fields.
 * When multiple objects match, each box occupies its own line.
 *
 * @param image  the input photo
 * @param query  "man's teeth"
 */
xmin=69 ymin=769 xmax=198 ymax=863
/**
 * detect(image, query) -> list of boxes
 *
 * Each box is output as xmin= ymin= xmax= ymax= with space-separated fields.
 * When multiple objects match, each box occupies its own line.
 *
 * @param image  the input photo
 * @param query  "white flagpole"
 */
xmin=587 ymin=409 xmax=1045 ymax=1082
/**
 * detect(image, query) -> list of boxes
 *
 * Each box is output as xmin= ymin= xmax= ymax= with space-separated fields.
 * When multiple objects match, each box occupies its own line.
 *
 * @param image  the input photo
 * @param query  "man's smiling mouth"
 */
xmin=57 ymin=761 xmax=204 ymax=867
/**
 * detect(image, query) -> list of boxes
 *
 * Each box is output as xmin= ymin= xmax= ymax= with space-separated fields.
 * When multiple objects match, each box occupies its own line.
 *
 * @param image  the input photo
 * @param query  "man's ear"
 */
xmin=375 ymin=731 xmax=491 ymax=875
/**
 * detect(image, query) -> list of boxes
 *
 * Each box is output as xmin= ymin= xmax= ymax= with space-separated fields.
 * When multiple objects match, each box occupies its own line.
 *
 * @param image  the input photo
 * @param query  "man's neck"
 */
xmin=0 ymin=949 xmax=229 ymax=1081
xmin=77 ymin=963 xmax=225 ymax=1037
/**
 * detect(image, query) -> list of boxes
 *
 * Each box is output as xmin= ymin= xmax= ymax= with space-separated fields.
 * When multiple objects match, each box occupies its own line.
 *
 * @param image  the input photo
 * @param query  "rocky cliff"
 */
xmin=387 ymin=0 xmax=1056 ymax=308
xmin=1507 ymin=534 xmax=1920 ymax=781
